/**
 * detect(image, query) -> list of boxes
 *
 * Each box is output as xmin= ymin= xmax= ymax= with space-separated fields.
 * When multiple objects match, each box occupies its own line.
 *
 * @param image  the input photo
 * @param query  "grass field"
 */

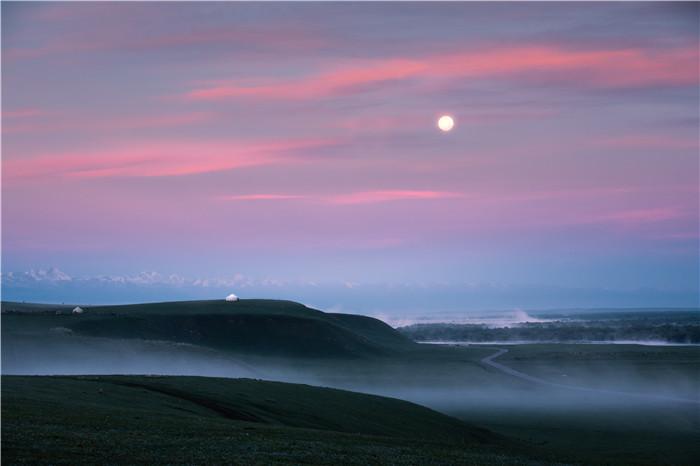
xmin=2 ymin=300 xmax=699 ymax=465
xmin=2 ymin=375 xmax=544 ymax=465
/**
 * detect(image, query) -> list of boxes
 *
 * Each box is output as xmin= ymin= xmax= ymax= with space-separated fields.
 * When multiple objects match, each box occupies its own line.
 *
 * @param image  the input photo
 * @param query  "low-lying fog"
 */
xmin=375 ymin=309 xmax=554 ymax=327
xmin=396 ymin=308 xmax=700 ymax=344
xmin=423 ymin=340 xmax=700 ymax=346
xmin=4 ymin=332 xmax=698 ymax=426
xmin=3 ymin=334 xmax=263 ymax=379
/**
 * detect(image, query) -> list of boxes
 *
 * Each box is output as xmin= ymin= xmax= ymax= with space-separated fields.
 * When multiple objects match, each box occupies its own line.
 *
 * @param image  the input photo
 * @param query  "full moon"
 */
xmin=437 ymin=115 xmax=454 ymax=132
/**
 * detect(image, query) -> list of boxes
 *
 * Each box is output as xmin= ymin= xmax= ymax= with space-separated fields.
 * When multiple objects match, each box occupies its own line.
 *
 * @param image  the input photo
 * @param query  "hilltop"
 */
xmin=1 ymin=299 xmax=415 ymax=358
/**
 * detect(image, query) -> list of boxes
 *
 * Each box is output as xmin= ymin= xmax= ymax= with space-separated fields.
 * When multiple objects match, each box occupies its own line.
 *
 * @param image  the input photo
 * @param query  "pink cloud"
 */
xmin=572 ymin=207 xmax=684 ymax=228
xmin=133 ymin=27 xmax=322 ymax=53
xmin=217 ymin=194 xmax=307 ymax=201
xmin=186 ymin=59 xmax=426 ymax=100
xmin=478 ymin=187 xmax=638 ymax=204
xmin=334 ymin=114 xmax=423 ymax=133
xmin=2 ymin=111 xmax=212 ymax=135
xmin=186 ymin=44 xmax=698 ymax=101
xmin=327 ymin=190 xmax=464 ymax=205
xmin=430 ymin=46 xmax=698 ymax=88
xmin=215 ymin=190 xmax=464 ymax=205
xmin=4 ymin=138 xmax=333 ymax=180
xmin=5 ymin=23 xmax=323 ymax=61
xmin=2 ymin=108 xmax=51 ymax=134
xmin=594 ymin=208 xmax=682 ymax=223
xmin=2 ymin=108 xmax=46 ymax=118
xmin=108 ymin=112 xmax=213 ymax=130
xmin=594 ymin=135 xmax=698 ymax=151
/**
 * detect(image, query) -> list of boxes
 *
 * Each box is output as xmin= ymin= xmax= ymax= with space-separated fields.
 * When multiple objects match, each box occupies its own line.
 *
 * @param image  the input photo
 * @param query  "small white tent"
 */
xmin=225 ymin=293 xmax=239 ymax=302
xmin=72 ymin=306 xmax=84 ymax=314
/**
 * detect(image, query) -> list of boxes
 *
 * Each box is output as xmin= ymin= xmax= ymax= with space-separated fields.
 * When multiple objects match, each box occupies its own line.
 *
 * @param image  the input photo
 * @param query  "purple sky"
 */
xmin=2 ymin=2 xmax=698 ymax=310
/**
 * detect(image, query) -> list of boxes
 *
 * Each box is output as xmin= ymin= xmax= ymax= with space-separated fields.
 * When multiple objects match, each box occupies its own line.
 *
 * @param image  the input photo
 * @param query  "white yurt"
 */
xmin=72 ymin=306 xmax=84 ymax=314
xmin=225 ymin=293 xmax=239 ymax=302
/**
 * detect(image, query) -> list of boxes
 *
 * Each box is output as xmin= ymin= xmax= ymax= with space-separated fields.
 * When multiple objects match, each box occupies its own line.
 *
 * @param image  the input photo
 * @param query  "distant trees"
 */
xmin=398 ymin=319 xmax=700 ymax=344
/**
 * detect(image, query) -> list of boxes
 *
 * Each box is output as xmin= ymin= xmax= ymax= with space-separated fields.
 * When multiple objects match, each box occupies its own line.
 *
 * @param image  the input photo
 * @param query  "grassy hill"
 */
xmin=1 ymin=299 xmax=415 ymax=358
xmin=5 ymin=301 xmax=698 ymax=465
xmin=1 ymin=375 xmax=535 ymax=465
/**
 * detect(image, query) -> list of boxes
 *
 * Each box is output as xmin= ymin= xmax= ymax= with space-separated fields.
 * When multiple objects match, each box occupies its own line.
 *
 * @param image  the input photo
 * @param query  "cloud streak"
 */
xmin=3 ymin=108 xmax=46 ymax=118
xmin=186 ymin=44 xmax=698 ymax=101
xmin=217 ymin=190 xmax=464 ymax=205
xmin=5 ymin=19 xmax=323 ymax=61
xmin=594 ymin=134 xmax=698 ymax=151
xmin=327 ymin=190 xmax=464 ymax=205
xmin=582 ymin=207 xmax=684 ymax=226
xmin=218 ymin=194 xmax=307 ymax=201
xmin=4 ymin=138 xmax=334 ymax=179
xmin=2 ymin=111 xmax=213 ymax=135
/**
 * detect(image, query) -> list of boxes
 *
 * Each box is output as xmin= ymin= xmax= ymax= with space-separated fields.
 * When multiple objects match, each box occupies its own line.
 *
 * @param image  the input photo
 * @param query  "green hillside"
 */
xmin=1 ymin=375 xmax=533 ymax=465
xmin=1 ymin=300 xmax=415 ymax=358
xmin=329 ymin=313 xmax=414 ymax=349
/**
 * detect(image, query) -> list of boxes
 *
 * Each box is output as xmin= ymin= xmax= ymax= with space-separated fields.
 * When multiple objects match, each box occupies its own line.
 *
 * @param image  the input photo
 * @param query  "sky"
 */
xmin=2 ymin=2 xmax=699 ymax=312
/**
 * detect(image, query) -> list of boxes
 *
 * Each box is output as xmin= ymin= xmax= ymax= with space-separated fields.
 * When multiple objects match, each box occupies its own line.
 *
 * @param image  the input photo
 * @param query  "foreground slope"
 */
xmin=1 ymin=375 xmax=539 ymax=465
xmin=1 ymin=299 xmax=415 ymax=358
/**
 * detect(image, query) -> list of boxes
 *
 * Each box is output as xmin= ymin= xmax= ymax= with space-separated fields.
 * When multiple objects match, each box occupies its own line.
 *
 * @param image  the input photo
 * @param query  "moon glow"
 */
xmin=438 ymin=115 xmax=454 ymax=132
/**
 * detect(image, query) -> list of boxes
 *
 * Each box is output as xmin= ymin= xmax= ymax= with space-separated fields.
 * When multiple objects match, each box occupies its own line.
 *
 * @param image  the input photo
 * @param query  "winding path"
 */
xmin=480 ymin=348 xmax=700 ymax=405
